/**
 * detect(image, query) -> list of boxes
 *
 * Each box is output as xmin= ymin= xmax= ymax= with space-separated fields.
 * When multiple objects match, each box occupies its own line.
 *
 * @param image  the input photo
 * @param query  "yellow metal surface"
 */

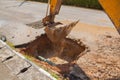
xmin=50 ymin=0 xmax=57 ymax=14
xmin=50 ymin=0 xmax=62 ymax=15
xmin=99 ymin=0 xmax=120 ymax=34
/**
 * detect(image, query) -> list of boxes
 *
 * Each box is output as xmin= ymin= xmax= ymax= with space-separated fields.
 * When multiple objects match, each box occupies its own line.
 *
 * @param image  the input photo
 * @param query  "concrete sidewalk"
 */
xmin=0 ymin=62 xmax=20 ymax=80
xmin=0 ymin=40 xmax=55 ymax=80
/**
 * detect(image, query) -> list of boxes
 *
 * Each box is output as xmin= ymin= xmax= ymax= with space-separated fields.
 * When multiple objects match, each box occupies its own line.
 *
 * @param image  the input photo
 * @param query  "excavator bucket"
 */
xmin=45 ymin=21 xmax=79 ymax=43
xmin=27 ymin=20 xmax=79 ymax=43
xmin=99 ymin=0 xmax=120 ymax=34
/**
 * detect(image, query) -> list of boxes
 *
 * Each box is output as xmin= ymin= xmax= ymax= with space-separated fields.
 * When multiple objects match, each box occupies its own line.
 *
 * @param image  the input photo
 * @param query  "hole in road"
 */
xmin=25 ymin=34 xmax=86 ymax=62
xmin=21 ymin=34 xmax=88 ymax=79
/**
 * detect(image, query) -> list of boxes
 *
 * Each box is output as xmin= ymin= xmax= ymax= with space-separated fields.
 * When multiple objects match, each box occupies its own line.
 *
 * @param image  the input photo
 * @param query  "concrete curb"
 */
xmin=0 ymin=40 xmax=56 ymax=80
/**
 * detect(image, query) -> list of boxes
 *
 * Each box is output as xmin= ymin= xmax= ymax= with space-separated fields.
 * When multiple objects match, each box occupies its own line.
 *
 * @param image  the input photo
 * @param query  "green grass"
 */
xmin=51 ymin=72 xmax=60 ymax=80
xmin=31 ymin=0 xmax=102 ymax=9
xmin=6 ymin=41 xmax=15 ymax=49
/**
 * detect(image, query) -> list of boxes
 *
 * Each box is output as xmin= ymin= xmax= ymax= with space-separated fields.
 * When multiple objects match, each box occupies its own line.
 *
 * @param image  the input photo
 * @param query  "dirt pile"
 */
xmin=77 ymin=34 xmax=120 ymax=80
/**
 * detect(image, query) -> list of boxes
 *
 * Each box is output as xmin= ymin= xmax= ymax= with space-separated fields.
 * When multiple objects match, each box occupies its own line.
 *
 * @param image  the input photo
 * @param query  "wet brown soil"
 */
xmin=21 ymin=33 xmax=89 ymax=80
xmin=24 ymin=34 xmax=87 ymax=63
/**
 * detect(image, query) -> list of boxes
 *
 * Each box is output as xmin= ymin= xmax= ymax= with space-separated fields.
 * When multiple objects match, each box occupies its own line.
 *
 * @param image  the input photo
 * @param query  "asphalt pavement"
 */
xmin=0 ymin=0 xmax=114 ymax=27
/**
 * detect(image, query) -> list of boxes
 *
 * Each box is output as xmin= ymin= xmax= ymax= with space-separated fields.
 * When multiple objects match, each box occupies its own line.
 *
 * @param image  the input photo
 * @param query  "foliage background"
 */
xmin=31 ymin=0 xmax=102 ymax=9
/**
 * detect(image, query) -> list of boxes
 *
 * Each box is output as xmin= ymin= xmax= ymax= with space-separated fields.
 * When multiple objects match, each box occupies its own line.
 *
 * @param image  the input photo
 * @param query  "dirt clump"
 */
xmin=77 ymin=34 xmax=120 ymax=80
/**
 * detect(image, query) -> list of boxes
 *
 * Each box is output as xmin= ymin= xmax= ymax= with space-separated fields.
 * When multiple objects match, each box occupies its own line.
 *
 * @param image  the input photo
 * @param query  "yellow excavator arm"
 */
xmin=42 ymin=0 xmax=62 ymax=25
xmin=41 ymin=0 xmax=120 ymax=44
xmin=43 ymin=0 xmax=120 ymax=34
xmin=99 ymin=0 xmax=120 ymax=34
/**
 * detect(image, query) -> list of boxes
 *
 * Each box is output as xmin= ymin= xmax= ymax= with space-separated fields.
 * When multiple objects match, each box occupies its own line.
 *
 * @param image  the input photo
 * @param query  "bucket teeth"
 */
xmin=45 ymin=20 xmax=79 ymax=43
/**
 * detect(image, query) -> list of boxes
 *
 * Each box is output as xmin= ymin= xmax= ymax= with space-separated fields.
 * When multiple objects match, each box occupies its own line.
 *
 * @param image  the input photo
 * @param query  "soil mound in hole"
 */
xmin=24 ymin=34 xmax=87 ymax=63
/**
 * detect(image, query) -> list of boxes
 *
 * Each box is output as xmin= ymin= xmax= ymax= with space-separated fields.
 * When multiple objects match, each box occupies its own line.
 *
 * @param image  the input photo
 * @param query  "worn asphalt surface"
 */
xmin=0 ymin=0 xmax=115 ymax=45
xmin=0 ymin=0 xmax=113 ymax=27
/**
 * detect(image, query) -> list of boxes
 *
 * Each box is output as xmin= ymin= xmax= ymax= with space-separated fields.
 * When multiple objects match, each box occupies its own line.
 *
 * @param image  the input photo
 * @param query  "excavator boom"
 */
xmin=42 ymin=0 xmax=62 ymax=25
xmin=42 ymin=0 xmax=79 ymax=43
xmin=43 ymin=0 xmax=120 ymax=34
xmin=43 ymin=0 xmax=120 ymax=44
xmin=99 ymin=0 xmax=120 ymax=34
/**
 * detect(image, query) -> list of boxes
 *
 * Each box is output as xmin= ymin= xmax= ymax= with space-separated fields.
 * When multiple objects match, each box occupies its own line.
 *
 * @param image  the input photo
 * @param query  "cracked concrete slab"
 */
xmin=0 ymin=62 xmax=21 ymax=80
xmin=0 ymin=40 xmax=55 ymax=80
xmin=0 ymin=47 xmax=15 ymax=61
xmin=18 ymin=66 xmax=52 ymax=80
xmin=4 ymin=55 xmax=30 ymax=74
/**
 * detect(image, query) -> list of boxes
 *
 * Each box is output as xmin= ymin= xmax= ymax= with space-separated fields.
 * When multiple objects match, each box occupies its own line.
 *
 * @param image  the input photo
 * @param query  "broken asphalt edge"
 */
xmin=0 ymin=40 xmax=56 ymax=80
